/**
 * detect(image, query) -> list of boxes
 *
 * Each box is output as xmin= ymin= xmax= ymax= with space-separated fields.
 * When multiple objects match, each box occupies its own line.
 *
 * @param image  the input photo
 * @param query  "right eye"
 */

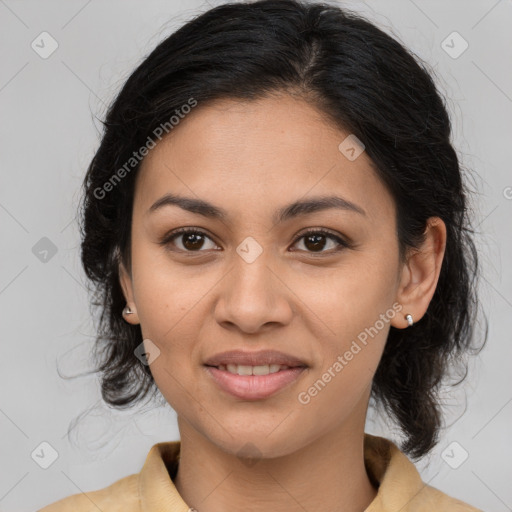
xmin=160 ymin=228 xmax=220 ymax=253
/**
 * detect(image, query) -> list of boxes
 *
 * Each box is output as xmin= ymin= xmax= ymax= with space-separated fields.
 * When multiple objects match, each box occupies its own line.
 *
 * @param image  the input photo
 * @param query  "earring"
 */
xmin=123 ymin=305 xmax=134 ymax=316
xmin=405 ymin=314 xmax=414 ymax=327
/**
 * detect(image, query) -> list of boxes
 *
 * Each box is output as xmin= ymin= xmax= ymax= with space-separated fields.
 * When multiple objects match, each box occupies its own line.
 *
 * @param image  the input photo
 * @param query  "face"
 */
xmin=119 ymin=93 xmax=409 ymax=458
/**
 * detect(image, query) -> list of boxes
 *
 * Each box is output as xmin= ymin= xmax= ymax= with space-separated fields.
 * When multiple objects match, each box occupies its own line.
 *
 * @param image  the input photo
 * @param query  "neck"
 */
xmin=174 ymin=414 xmax=377 ymax=512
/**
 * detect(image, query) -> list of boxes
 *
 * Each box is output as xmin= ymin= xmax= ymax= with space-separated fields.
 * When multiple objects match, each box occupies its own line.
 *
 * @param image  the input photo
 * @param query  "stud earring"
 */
xmin=405 ymin=314 xmax=414 ymax=327
xmin=123 ymin=305 xmax=134 ymax=316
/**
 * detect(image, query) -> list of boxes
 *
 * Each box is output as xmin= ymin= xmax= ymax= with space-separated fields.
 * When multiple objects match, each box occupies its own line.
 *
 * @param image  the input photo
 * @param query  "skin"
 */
xmin=119 ymin=93 xmax=446 ymax=512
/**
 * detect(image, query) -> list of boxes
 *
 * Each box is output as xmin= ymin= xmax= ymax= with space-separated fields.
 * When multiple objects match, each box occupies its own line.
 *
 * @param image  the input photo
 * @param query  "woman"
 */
xmin=39 ymin=0 xmax=486 ymax=510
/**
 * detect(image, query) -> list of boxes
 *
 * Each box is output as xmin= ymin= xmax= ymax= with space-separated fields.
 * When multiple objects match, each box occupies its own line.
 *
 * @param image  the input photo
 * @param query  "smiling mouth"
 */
xmin=206 ymin=363 xmax=301 ymax=375
xmin=204 ymin=364 xmax=307 ymax=400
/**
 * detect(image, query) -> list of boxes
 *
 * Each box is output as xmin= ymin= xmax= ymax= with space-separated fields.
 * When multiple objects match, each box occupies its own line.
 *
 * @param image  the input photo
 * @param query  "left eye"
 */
xmin=292 ymin=229 xmax=349 ymax=253
xmin=161 ymin=228 xmax=349 ymax=254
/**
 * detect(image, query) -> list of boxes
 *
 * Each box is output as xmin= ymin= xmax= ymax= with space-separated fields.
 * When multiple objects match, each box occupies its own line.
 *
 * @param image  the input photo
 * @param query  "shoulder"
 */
xmin=363 ymin=434 xmax=484 ymax=512
xmin=37 ymin=473 xmax=140 ymax=512
xmin=408 ymin=483 xmax=484 ymax=512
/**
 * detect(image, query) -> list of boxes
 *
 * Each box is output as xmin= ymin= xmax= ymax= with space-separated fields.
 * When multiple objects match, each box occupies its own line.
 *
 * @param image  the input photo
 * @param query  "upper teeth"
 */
xmin=218 ymin=364 xmax=290 ymax=375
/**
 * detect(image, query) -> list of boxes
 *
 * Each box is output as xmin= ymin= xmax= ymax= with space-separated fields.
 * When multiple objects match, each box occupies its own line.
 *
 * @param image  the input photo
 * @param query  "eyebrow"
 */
xmin=148 ymin=192 xmax=366 ymax=223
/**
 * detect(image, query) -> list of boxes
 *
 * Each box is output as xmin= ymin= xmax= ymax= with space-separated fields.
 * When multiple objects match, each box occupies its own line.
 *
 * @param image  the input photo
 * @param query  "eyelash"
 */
xmin=159 ymin=227 xmax=351 ymax=255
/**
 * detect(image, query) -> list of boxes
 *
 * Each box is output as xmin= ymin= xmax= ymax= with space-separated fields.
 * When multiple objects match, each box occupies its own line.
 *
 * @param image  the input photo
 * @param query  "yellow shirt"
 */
xmin=38 ymin=434 xmax=482 ymax=511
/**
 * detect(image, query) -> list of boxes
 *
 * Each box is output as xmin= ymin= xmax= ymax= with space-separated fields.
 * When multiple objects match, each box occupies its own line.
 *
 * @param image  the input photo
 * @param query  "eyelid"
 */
xmin=159 ymin=226 xmax=352 ymax=253
xmin=291 ymin=227 xmax=352 ymax=251
xmin=159 ymin=227 xmax=220 ymax=252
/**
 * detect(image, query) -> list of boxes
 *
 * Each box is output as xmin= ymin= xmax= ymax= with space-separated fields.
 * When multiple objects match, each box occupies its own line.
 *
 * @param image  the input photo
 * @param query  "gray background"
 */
xmin=1 ymin=0 xmax=511 ymax=510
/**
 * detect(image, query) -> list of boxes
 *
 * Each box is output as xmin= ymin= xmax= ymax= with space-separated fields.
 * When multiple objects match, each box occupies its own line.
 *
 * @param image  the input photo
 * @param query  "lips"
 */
xmin=203 ymin=349 xmax=308 ymax=368
xmin=205 ymin=366 xmax=307 ymax=400
xmin=203 ymin=350 xmax=308 ymax=400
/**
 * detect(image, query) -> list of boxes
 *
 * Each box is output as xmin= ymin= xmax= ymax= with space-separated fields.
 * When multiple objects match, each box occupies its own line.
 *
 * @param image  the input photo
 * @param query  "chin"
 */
xmin=203 ymin=423 xmax=308 ymax=460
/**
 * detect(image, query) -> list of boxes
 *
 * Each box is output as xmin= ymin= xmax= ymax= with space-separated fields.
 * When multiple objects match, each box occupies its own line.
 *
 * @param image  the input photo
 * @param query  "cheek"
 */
xmin=128 ymin=250 xmax=202 ymax=399
xmin=294 ymin=251 xmax=399 ymax=413
xmin=298 ymin=252 xmax=399 ymax=343
xmin=295 ymin=324 xmax=388 ymax=431
xmin=130 ymin=240 xmax=210 ymax=338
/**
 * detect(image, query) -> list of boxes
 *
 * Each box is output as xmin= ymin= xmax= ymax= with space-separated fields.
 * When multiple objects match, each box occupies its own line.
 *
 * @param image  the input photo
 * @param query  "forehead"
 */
xmin=134 ymin=94 xmax=395 ymax=226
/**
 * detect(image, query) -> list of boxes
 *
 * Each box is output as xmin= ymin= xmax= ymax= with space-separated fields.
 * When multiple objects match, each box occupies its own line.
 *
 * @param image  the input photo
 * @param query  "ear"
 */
xmin=119 ymin=259 xmax=140 ymax=325
xmin=391 ymin=217 xmax=447 ymax=329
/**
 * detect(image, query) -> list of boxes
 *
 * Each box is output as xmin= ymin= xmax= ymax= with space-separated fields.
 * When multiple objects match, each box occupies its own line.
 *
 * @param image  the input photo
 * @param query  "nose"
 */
xmin=213 ymin=249 xmax=294 ymax=335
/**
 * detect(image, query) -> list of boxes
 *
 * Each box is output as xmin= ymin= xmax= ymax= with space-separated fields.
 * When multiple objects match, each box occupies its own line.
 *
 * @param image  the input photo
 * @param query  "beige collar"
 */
xmin=138 ymin=433 xmax=429 ymax=512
